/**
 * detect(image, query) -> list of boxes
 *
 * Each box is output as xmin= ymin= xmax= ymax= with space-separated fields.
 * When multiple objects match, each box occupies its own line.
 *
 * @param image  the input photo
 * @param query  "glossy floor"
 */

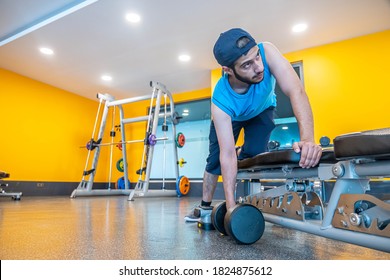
xmin=0 ymin=196 xmax=389 ymax=260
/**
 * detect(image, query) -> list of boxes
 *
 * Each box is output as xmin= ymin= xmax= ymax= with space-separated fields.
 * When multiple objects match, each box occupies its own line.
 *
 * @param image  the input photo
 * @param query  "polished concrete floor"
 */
xmin=0 ymin=195 xmax=389 ymax=260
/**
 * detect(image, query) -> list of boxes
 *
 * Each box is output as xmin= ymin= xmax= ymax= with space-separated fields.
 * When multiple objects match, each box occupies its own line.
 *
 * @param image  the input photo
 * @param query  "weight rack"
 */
xmin=71 ymin=81 xmax=185 ymax=200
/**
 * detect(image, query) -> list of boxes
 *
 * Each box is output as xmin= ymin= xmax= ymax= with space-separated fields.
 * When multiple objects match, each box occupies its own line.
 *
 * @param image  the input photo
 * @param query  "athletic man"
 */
xmin=185 ymin=28 xmax=322 ymax=221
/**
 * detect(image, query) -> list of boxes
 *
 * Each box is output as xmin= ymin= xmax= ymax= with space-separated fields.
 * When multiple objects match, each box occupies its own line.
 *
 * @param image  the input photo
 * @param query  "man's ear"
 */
xmin=222 ymin=66 xmax=233 ymax=76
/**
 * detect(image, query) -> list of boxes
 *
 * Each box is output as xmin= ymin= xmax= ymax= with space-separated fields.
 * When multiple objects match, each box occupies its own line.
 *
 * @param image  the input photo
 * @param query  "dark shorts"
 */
xmin=205 ymin=107 xmax=275 ymax=175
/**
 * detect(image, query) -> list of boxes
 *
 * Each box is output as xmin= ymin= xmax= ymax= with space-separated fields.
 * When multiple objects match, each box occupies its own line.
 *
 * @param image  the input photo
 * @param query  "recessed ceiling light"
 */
xmin=101 ymin=75 xmax=112 ymax=81
xmin=292 ymin=23 xmax=308 ymax=33
xmin=39 ymin=47 xmax=54 ymax=55
xmin=183 ymin=109 xmax=189 ymax=113
xmin=126 ymin=13 xmax=141 ymax=23
xmin=178 ymin=54 xmax=191 ymax=62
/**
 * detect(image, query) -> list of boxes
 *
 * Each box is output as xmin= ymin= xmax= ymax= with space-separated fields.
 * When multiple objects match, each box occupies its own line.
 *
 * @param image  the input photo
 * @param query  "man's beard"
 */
xmin=232 ymin=67 xmax=263 ymax=85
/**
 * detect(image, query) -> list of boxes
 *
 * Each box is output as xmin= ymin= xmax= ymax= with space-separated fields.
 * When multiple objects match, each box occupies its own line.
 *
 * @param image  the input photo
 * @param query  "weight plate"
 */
xmin=320 ymin=136 xmax=331 ymax=147
xmin=117 ymin=176 xmax=131 ymax=189
xmin=176 ymin=132 xmax=185 ymax=148
xmin=211 ymin=201 xmax=228 ymax=235
xmin=116 ymin=158 xmax=124 ymax=172
xmin=86 ymin=140 xmax=93 ymax=150
xmin=148 ymin=134 xmax=157 ymax=146
xmin=176 ymin=175 xmax=190 ymax=196
xmin=224 ymin=204 xmax=265 ymax=245
xmin=178 ymin=158 xmax=186 ymax=167
xmin=178 ymin=134 xmax=185 ymax=146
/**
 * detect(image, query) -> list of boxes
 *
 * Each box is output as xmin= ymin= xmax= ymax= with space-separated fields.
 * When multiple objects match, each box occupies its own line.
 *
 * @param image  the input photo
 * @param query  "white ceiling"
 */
xmin=0 ymin=0 xmax=389 ymax=100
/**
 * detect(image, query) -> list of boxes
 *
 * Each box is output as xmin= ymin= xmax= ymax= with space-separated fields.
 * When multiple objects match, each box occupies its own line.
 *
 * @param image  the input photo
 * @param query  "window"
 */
xmin=269 ymin=61 xmax=303 ymax=149
xmin=150 ymin=99 xmax=211 ymax=179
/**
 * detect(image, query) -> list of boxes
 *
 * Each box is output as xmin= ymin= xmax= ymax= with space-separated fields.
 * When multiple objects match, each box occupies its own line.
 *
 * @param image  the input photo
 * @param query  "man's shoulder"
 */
xmin=214 ymin=74 xmax=228 ymax=92
xmin=261 ymin=41 xmax=274 ymax=48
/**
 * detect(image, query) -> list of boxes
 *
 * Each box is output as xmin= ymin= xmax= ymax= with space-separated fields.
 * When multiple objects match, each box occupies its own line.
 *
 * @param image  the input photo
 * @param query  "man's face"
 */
xmin=230 ymin=46 xmax=264 ymax=85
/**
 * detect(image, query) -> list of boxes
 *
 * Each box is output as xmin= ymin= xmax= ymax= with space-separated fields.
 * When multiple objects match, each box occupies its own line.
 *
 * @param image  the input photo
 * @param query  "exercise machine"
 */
xmin=211 ymin=128 xmax=390 ymax=252
xmin=0 ymin=171 xmax=22 ymax=200
xmin=71 ymin=81 xmax=190 ymax=199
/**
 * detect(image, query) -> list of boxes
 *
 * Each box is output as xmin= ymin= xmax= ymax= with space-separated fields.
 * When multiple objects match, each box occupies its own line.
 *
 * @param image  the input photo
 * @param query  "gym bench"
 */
xmin=218 ymin=128 xmax=390 ymax=252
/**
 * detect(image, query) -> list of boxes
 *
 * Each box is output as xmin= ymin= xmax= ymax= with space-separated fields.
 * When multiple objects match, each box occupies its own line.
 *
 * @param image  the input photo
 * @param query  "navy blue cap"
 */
xmin=213 ymin=28 xmax=257 ymax=67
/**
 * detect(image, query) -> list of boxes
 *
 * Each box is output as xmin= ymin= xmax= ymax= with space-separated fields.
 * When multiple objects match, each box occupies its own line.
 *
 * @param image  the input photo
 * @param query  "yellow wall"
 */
xmin=0 ymin=68 xmax=110 ymax=182
xmin=284 ymin=30 xmax=390 ymax=141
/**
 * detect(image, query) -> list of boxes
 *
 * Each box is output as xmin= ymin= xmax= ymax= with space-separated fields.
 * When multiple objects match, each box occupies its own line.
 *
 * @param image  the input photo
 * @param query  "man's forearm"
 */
xmin=220 ymin=152 xmax=238 ymax=210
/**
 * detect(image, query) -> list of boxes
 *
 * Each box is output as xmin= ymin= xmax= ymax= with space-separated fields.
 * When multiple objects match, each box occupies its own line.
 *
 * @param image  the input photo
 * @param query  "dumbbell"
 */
xmin=211 ymin=201 xmax=265 ymax=245
xmin=211 ymin=201 xmax=228 ymax=235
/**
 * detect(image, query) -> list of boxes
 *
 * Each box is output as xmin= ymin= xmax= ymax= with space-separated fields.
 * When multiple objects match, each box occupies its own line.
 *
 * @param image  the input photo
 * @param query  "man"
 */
xmin=185 ymin=28 xmax=322 ymax=221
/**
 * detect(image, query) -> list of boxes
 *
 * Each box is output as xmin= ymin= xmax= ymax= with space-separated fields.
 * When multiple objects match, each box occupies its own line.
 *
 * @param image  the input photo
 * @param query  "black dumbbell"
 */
xmin=224 ymin=203 xmax=265 ymax=245
xmin=211 ymin=201 xmax=228 ymax=235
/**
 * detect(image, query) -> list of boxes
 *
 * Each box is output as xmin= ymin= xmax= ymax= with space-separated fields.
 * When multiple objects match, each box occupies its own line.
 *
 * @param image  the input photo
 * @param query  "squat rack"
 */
xmin=71 ymin=81 xmax=188 ymax=200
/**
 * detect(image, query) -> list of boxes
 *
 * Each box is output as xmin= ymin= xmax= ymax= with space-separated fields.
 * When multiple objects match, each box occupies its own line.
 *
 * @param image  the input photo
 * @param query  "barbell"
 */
xmin=81 ymin=134 xmax=168 ymax=150
xmin=118 ymin=157 xmax=186 ymax=172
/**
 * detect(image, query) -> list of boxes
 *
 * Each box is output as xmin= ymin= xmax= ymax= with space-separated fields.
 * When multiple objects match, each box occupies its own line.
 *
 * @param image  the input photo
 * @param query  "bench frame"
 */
xmin=237 ymin=156 xmax=390 ymax=253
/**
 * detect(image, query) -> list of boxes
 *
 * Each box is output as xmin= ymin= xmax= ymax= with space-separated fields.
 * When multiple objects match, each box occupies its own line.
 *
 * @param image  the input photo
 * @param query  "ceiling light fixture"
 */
xmin=39 ymin=47 xmax=54 ymax=55
xmin=126 ymin=13 xmax=141 ymax=23
xmin=178 ymin=54 xmax=191 ymax=62
xmin=292 ymin=23 xmax=308 ymax=33
xmin=101 ymin=75 xmax=112 ymax=81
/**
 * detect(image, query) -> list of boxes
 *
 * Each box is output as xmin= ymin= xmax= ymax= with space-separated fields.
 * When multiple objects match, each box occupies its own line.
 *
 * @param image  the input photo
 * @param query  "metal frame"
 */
xmin=0 ymin=186 xmax=22 ymax=200
xmin=0 ymin=172 xmax=22 ymax=200
xmin=237 ymin=158 xmax=390 ymax=253
xmin=71 ymin=82 xmax=180 ymax=199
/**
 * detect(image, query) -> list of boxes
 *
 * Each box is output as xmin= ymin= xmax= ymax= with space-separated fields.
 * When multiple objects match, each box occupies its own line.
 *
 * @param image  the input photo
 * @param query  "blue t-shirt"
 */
xmin=212 ymin=43 xmax=277 ymax=121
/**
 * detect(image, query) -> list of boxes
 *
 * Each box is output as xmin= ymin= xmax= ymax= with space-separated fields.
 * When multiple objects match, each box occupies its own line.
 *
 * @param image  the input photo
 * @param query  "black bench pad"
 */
xmin=238 ymin=148 xmax=336 ymax=170
xmin=333 ymin=128 xmax=390 ymax=160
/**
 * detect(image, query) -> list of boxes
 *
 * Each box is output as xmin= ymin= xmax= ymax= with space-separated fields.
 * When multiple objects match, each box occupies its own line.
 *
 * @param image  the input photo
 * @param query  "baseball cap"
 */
xmin=213 ymin=28 xmax=257 ymax=67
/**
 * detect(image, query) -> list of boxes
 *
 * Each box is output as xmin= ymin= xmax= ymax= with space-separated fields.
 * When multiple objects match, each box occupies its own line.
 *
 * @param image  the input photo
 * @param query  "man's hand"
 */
xmin=292 ymin=141 xmax=322 ymax=168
